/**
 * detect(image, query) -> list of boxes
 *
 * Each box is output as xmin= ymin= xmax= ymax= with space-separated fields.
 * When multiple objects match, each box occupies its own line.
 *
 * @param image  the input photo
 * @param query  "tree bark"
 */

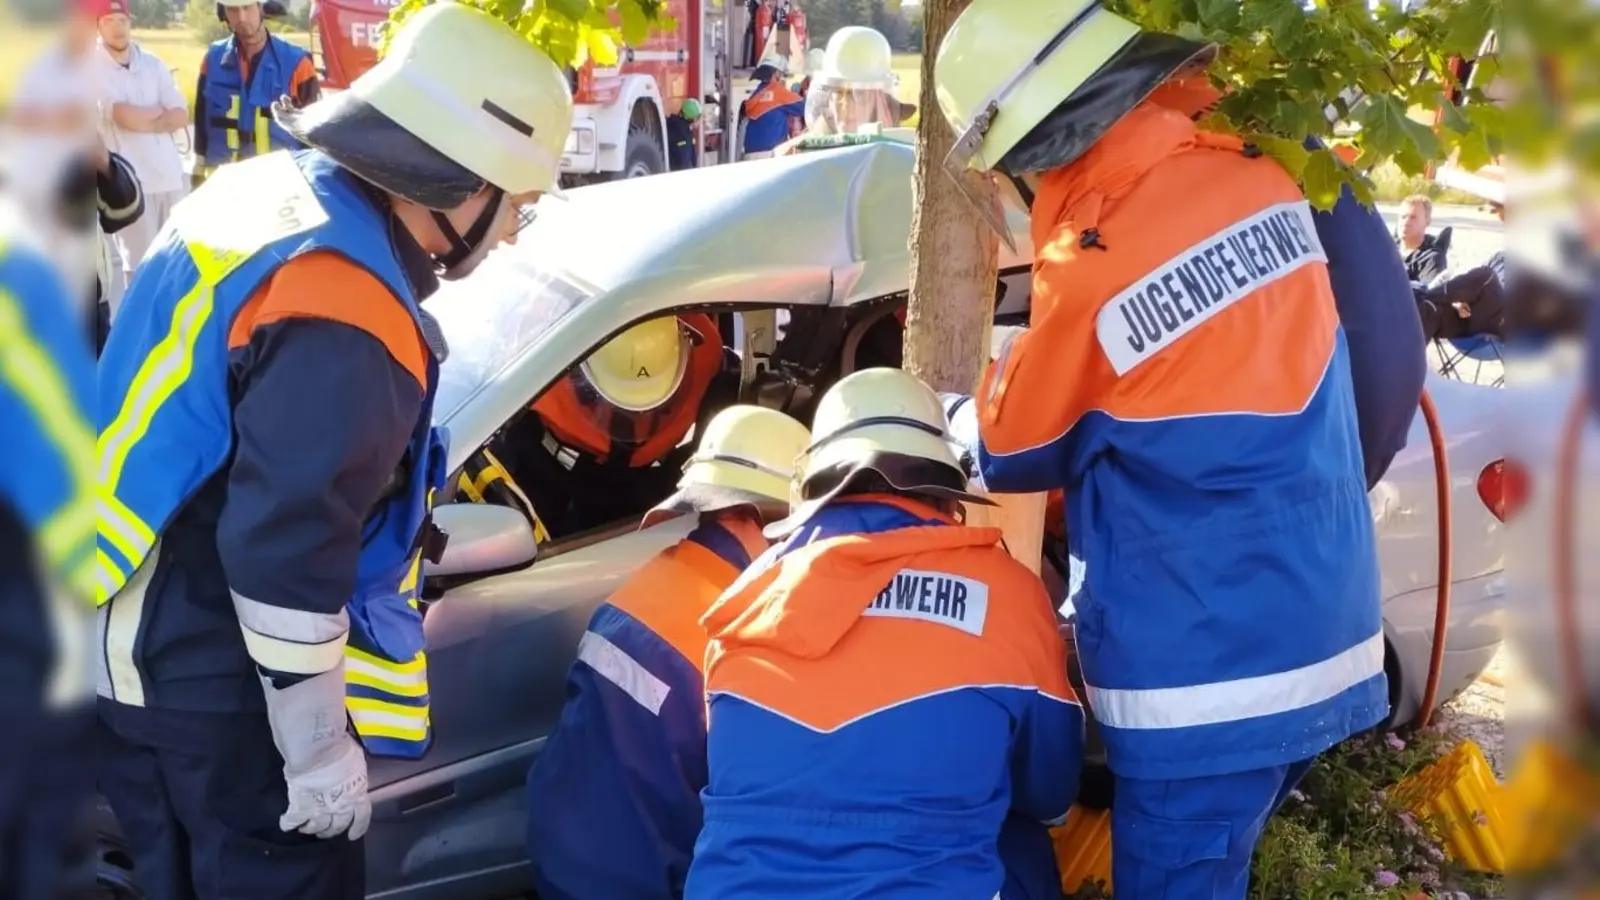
xmin=903 ymin=0 xmax=999 ymax=396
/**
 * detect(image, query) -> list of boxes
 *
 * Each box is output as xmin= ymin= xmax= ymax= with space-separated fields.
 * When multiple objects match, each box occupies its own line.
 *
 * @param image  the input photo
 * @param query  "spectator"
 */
xmin=1398 ymin=193 xmax=1452 ymax=284
xmin=192 ymin=0 xmax=319 ymax=174
xmin=1414 ymin=252 xmax=1508 ymax=341
xmin=95 ymin=0 xmax=188 ymax=303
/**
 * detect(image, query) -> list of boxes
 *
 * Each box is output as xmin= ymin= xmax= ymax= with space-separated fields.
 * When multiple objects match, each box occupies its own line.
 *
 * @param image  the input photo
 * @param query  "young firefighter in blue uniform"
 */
xmin=687 ymin=368 xmax=1084 ymax=900
xmin=526 ymin=405 xmax=811 ymax=900
xmin=94 ymin=6 xmax=575 ymax=898
xmin=0 ymin=199 xmax=97 ymax=900
xmin=739 ymin=59 xmax=805 ymax=159
xmin=933 ymin=2 xmax=1389 ymax=895
xmin=192 ymin=0 xmax=319 ymax=176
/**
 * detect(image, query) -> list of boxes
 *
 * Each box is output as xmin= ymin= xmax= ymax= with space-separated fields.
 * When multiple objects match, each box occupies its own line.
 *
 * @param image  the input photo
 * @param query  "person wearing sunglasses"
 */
xmin=94 ymin=5 xmax=573 ymax=897
xmin=526 ymin=405 xmax=810 ymax=900
xmin=933 ymin=2 xmax=1386 ymax=896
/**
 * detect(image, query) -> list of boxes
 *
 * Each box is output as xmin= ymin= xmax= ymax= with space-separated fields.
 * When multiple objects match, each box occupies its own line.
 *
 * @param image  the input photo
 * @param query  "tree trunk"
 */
xmin=903 ymin=0 xmax=999 ymax=396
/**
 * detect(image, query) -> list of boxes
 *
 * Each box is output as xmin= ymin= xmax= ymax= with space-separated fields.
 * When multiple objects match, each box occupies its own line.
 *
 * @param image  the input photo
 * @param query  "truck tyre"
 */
xmin=621 ymin=124 xmax=667 ymax=180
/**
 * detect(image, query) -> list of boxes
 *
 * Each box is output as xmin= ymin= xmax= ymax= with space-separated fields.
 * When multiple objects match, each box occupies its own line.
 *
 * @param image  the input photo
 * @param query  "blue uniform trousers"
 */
xmin=1111 ymin=757 xmax=1317 ymax=900
xmin=96 ymin=699 xmax=365 ymax=899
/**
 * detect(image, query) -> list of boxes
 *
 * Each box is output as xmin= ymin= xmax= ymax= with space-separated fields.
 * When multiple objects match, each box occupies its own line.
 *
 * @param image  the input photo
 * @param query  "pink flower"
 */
xmin=1386 ymin=732 xmax=1407 ymax=751
xmin=1375 ymin=869 xmax=1400 ymax=888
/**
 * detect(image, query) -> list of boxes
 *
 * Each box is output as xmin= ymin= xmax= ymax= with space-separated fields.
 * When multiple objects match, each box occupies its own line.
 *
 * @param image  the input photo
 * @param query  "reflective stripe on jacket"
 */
xmin=974 ymin=104 xmax=1387 ymax=780
xmin=527 ymin=520 xmax=759 ymax=900
xmin=198 ymin=35 xmax=309 ymax=166
xmin=95 ymin=150 xmax=446 ymax=757
xmin=688 ymin=497 xmax=1082 ymax=900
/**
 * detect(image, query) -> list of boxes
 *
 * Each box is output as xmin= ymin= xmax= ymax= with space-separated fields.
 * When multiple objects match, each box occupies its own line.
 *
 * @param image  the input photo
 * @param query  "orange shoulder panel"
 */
xmin=981 ymin=151 xmax=1339 ymax=454
xmin=290 ymin=55 xmax=318 ymax=93
xmin=609 ymin=540 xmax=738 ymax=668
xmin=227 ymin=250 xmax=429 ymax=387
xmin=705 ymin=540 xmax=1074 ymax=732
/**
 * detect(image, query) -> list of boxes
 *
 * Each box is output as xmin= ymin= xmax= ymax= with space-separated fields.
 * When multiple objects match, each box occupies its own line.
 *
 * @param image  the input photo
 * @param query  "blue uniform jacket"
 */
xmin=687 ymin=499 xmax=1078 ymax=900
xmin=526 ymin=522 xmax=755 ymax=900
xmin=0 ymin=237 xmax=95 ymax=704
xmin=741 ymin=78 xmax=805 ymax=154
xmin=1303 ymin=137 xmax=1426 ymax=489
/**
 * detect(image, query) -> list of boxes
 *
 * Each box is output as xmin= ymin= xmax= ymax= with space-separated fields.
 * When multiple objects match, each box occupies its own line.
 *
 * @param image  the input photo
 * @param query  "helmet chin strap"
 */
xmin=430 ymin=187 xmax=505 ymax=272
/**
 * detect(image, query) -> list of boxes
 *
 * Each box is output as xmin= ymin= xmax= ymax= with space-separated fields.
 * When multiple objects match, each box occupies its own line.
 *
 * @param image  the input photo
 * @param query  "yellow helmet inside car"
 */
xmin=934 ymin=0 xmax=1215 ymax=178
xmin=765 ymin=368 xmax=994 ymax=538
xmin=275 ymin=1 xmax=575 ymax=209
xmin=578 ymin=317 xmax=694 ymax=414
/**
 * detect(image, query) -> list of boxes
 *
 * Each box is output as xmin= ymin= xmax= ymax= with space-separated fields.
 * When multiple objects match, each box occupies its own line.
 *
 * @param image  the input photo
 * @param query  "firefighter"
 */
xmin=192 ymin=0 xmax=319 ymax=176
xmin=94 ymin=5 xmax=573 ymax=898
xmin=685 ymin=367 xmax=1084 ymax=900
xmin=803 ymin=26 xmax=899 ymax=138
xmin=522 ymin=314 xmax=727 ymax=532
xmin=0 ymin=206 xmax=97 ymax=900
xmin=667 ymin=98 xmax=701 ymax=171
xmin=932 ymin=3 xmax=1386 ymax=895
xmin=739 ymin=58 xmax=805 ymax=159
xmin=794 ymin=47 xmax=826 ymax=97
xmin=525 ymin=404 xmax=811 ymax=900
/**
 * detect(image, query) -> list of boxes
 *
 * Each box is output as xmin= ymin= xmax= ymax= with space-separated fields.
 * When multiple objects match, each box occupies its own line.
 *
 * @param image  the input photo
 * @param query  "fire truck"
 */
xmin=308 ymin=0 xmax=810 ymax=183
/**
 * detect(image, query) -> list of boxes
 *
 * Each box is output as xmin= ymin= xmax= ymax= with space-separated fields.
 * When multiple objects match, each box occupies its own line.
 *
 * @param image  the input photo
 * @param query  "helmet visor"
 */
xmin=942 ymin=126 xmax=1018 ymax=253
xmin=804 ymin=85 xmax=898 ymax=137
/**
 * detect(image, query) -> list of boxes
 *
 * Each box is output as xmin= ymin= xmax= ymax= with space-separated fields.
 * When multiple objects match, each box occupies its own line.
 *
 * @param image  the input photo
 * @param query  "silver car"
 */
xmin=97 ymin=141 xmax=1508 ymax=899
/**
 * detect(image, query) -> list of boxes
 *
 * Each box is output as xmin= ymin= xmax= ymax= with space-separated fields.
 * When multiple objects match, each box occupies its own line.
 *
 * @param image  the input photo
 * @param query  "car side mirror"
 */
xmin=424 ymin=503 xmax=538 ymax=579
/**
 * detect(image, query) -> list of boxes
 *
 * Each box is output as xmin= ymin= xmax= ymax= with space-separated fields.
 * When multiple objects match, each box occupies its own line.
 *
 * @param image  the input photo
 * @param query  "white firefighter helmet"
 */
xmin=765 ymin=368 xmax=994 ymax=538
xmin=642 ymin=405 xmax=812 ymax=528
xmin=275 ymin=1 xmax=574 ymax=209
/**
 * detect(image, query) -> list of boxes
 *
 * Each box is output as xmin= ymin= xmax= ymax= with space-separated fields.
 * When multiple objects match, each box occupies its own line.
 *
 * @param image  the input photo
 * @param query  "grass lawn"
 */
xmin=0 ymin=25 xmax=312 ymax=110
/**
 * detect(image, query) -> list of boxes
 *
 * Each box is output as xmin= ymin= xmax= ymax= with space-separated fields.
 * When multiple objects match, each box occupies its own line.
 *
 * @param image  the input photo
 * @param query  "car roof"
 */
xmin=426 ymin=142 xmax=1034 ymax=473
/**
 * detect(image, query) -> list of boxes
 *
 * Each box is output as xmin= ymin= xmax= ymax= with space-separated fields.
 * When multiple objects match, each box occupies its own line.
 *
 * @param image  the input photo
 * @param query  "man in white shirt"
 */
xmin=96 ymin=0 xmax=188 ymax=291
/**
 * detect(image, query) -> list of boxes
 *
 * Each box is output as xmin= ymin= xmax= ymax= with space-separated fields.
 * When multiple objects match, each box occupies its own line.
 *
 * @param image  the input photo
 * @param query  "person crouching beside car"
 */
xmin=525 ymin=405 xmax=811 ymax=900
xmin=685 ymin=368 xmax=1084 ymax=900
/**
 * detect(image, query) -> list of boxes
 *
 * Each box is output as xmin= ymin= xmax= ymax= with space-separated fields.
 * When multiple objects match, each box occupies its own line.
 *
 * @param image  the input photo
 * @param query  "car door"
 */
xmin=362 ymin=516 xmax=693 ymax=899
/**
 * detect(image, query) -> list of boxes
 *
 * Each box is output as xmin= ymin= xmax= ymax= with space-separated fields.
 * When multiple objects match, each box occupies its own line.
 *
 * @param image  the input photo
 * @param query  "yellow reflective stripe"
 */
xmin=226 ymin=95 xmax=241 ymax=159
xmin=399 ymin=553 xmax=422 ymax=595
xmin=254 ymin=110 xmax=270 ymax=156
xmin=97 ymin=494 xmax=154 ymax=569
xmin=239 ymin=625 xmax=348 ymax=675
xmin=346 ymin=643 xmax=425 ymax=675
xmin=0 ymin=285 xmax=96 ymax=596
xmin=97 ymin=265 xmax=216 ymax=524
xmin=347 ymin=697 xmax=429 ymax=742
xmin=94 ymin=550 xmax=123 ymax=607
xmin=68 ymin=554 xmax=98 ymax=603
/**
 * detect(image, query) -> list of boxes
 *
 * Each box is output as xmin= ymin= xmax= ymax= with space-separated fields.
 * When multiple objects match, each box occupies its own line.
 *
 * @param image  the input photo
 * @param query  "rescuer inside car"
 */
xmin=94 ymin=5 xmax=575 ymax=897
xmin=802 ymin=26 xmax=899 ymax=138
xmin=193 ymin=0 xmax=320 ymax=175
xmin=513 ymin=314 xmax=728 ymax=533
xmin=684 ymin=368 xmax=1084 ymax=900
xmin=525 ymin=404 xmax=812 ymax=900
xmin=933 ymin=2 xmax=1387 ymax=896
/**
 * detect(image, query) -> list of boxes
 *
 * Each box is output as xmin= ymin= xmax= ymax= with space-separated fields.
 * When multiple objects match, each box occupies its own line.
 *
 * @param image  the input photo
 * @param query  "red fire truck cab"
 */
xmin=309 ymin=0 xmax=810 ymax=183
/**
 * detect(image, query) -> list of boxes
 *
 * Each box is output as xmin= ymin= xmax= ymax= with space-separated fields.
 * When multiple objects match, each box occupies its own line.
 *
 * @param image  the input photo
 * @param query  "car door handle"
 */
xmin=395 ymin=780 xmax=457 ymax=815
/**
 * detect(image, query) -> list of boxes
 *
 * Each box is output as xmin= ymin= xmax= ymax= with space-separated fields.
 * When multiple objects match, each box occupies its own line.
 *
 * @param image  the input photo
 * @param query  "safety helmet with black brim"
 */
xmin=641 ymin=405 xmax=812 ymax=530
xmin=934 ymin=0 xmax=1216 ymax=251
xmin=273 ymin=2 xmax=574 ymax=278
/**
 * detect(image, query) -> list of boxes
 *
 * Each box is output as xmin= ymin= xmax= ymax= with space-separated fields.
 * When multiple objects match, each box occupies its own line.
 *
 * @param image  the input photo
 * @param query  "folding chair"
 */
xmin=1433 ymin=333 xmax=1505 ymax=386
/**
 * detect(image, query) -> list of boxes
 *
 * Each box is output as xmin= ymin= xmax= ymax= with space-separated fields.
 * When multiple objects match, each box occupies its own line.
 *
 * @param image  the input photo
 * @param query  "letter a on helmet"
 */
xmin=274 ymin=2 xmax=575 ymax=210
xmin=932 ymin=0 xmax=1215 ymax=245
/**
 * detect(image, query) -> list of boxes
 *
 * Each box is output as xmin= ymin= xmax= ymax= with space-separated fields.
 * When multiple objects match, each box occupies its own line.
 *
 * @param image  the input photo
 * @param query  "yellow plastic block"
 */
xmin=1389 ymin=739 xmax=1506 ymax=873
xmin=1050 ymin=805 xmax=1112 ymax=895
xmin=1497 ymin=739 xmax=1600 ymax=874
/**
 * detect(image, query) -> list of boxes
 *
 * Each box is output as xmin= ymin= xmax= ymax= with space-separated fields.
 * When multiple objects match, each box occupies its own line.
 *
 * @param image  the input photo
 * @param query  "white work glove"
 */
xmin=259 ymin=666 xmax=373 ymax=841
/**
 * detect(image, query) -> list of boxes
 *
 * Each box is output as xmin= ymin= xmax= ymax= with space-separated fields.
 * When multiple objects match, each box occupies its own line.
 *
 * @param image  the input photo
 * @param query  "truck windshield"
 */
xmin=429 ymin=247 xmax=596 ymax=428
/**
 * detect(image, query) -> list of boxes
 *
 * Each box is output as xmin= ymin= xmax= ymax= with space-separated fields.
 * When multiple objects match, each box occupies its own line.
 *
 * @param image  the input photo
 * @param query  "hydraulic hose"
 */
xmin=1417 ymin=388 xmax=1453 ymax=730
xmin=1555 ymin=390 xmax=1591 ymax=730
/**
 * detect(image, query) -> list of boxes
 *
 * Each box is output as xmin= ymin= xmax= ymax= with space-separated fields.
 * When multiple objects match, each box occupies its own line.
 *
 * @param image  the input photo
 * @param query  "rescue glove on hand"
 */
xmin=259 ymin=666 xmax=373 ymax=841
xmin=938 ymin=392 xmax=986 ymax=489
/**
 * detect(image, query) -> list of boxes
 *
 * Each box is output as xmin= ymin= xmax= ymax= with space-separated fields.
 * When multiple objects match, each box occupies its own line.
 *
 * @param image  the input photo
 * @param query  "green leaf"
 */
xmin=1357 ymin=94 xmax=1440 ymax=167
xmin=1439 ymin=93 xmax=1471 ymax=135
xmin=1301 ymin=148 xmax=1344 ymax=211
xmin=618 ymin=0 xmax=650 ymax=46
xmin=546 ymin=0 xmax=590 ymax=20
xmin=1251 ymin=133 xmax=1312 ymax=181
xmin=1437 ymin=0 xmax=1495 ymax=57
xmin=1196 ymin=0 xmax=1241 ymax=32
xmin=583 ymin=25 xmax=619 ymax=66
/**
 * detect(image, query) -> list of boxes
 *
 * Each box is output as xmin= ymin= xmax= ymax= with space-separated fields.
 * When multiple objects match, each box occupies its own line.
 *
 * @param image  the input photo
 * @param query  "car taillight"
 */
xmin=1478 ymin=458 xmax=1530 ymax=522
